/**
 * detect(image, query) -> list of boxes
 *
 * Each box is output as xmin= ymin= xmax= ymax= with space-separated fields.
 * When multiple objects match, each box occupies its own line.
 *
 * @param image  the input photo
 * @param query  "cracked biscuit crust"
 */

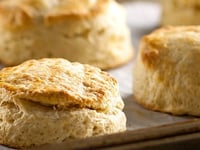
xmin=0 ymin=58 xmax=124 ymax=110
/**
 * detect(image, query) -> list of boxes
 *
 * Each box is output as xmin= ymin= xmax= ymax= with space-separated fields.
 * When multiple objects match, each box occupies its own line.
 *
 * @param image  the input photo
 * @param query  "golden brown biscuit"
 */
xmin=0 ymin=58 xmax=126 ymax=148
xmin=133 ymin=26 xmax=200 ymax=116
xmin=161 ymin=0 xmax=200 ymax=25
xmin=0 ymin=0 xmax=133 ymax=69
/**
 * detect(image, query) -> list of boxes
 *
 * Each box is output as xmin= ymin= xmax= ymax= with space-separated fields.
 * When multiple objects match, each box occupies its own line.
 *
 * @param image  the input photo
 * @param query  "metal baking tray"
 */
xmin=1 ymin=1 xmax=200 ymax=150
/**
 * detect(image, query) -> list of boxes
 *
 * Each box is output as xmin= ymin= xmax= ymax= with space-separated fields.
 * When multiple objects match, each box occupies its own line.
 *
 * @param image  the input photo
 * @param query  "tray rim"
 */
xmin=27 ymin=118 xmax=200 ymax=150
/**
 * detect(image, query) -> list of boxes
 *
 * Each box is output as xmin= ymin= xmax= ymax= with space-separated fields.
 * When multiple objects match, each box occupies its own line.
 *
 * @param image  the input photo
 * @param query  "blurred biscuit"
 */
xmin=0 ymin=0 xmax=133 ymax=69
xmin=161 ymin=0 xmax=200 ymax=25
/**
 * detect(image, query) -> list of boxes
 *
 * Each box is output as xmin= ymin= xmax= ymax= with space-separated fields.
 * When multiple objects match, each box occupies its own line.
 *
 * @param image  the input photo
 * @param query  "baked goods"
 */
xmin=0 ymin=58 xmax=126 ymax=148
xmin=161 ymin=0 xmax=200 ymax=25
xmin=133 ymin=26 xmax=200 ymax=116
xmin=0 ymin=0 xmax=133 ymax=69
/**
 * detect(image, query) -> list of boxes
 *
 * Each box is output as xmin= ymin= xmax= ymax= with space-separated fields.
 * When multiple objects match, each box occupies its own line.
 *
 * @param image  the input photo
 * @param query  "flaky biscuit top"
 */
xmin=0 ymin=58 xmax=124 ymax=111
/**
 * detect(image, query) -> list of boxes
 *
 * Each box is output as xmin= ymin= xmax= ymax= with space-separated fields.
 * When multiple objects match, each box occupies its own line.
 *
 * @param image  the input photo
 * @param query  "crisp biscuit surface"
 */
xmin=133 ymin=26 xmax=200 ymax=116
xmin=0 ymin=58 xmax=124 ymax=110
xmin=0 ymin=0 xmax=133 ymax=69
xmin=0 ymin=58 xmax=126 ymax=148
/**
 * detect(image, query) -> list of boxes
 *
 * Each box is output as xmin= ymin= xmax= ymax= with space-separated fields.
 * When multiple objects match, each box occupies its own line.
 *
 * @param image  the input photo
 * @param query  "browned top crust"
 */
xmin=0 ymin=58 xmax=123 ymax=111
xmin=141 ymin=26 xmax=200 ymax=68
xmin=0 ymin=0 xmax=110 ymax=29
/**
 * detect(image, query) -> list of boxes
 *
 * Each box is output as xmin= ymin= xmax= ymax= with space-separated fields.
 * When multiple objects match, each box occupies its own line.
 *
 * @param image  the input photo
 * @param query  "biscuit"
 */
xmin=0 ymin=0 xmax=133 ymax=69
xmin=133 ymin=26 xmax=200 ymax=116
xmin=161 ymin=0 xmax=200 ymax=25
xmin=0 ymin=58 xmax=126 ymax=148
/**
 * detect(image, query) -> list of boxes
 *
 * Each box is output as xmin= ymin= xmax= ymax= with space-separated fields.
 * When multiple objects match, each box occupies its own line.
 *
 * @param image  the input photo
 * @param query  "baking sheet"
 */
xmin=0 ymin=1 xmax=197 ymax=150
